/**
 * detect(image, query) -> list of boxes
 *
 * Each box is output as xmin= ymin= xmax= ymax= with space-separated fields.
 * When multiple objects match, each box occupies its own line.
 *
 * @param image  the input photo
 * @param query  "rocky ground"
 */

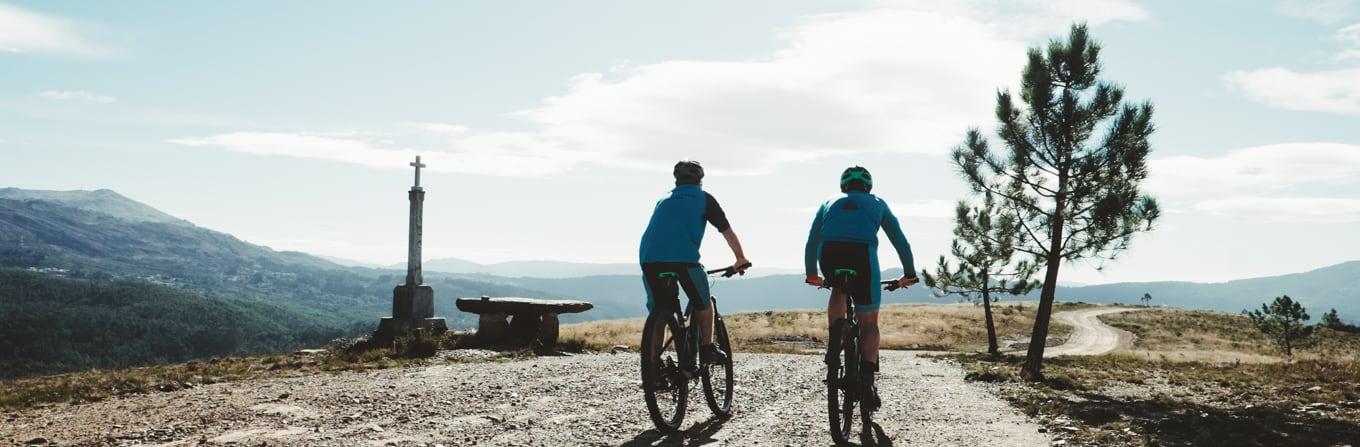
xmin=3 ymin=351 xmax=1051 ymax=446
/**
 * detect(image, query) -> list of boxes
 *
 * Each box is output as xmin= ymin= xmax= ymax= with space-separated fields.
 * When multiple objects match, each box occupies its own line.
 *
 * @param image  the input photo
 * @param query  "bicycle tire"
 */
xmin=827 ymin=318 xmax=859 ymax=445
xmin=702 ymin=302 xmax=735 ymax=418
xmin=641 ymin=311 xmax=688 ymax=432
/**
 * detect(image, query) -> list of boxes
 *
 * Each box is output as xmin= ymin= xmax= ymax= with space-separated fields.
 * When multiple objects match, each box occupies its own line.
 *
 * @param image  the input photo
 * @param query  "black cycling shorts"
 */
xmin=641 ymin=262 xmax=711 ymax=313
xmin=819 ymin=241 xmax=877 ymax=310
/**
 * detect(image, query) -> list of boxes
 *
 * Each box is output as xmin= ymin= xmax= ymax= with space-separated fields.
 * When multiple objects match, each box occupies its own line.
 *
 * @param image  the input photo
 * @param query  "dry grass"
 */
xmin=951 ymin=307 xmax=1360 ymax=445
xmin=561 ymin=301 xmax=1076 ymax=354
xmin=1104 ymin=308 xmax=1360 ymax=363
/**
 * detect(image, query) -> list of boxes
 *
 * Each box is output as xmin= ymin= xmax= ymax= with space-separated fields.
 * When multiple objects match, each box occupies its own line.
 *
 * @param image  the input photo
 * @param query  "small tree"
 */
xmin=1140 ymin=292 xmax=1152 ymax=307
xmin=952 ymin=23 xmax=1160 ymax=380
xmin=922 ymin=193 xmax=1042 ymax=356
xmin=1245 ymin=295 xmax=1314 ymax=359
xmin=1320 ymin=309 xmax=1344 ymax=329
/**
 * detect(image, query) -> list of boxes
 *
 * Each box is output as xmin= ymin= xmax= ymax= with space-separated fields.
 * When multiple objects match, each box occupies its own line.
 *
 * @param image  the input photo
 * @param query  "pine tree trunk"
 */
xmin=1021 ymin=186 xmax=1068 ymax=381
xmin=1020 ymin=257 xmax=1062 ymax=381
xmin=982 ymin=286 xmax=999 ymax=356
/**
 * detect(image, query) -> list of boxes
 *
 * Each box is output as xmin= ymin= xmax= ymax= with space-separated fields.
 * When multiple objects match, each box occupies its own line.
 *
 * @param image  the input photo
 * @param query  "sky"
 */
xmin=1 ymin=0 xmax=1357 ymax=285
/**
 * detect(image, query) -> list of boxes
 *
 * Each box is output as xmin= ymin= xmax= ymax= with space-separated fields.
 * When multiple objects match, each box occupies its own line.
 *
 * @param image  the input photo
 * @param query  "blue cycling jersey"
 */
xmin=803 ymin=191 xmax=916 ymax=277
xmin=639 ymin=184 xmax=731 ymax=265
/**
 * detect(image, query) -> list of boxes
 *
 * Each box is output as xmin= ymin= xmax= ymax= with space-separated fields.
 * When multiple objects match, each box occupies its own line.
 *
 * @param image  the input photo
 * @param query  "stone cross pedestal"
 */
xmin=374 ymin=155 xmax=448 ymax=340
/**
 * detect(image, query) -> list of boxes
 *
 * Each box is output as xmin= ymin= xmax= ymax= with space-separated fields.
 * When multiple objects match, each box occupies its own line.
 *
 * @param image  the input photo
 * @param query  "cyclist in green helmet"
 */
xmin=804 ymin=166 xmax=918 ymax=405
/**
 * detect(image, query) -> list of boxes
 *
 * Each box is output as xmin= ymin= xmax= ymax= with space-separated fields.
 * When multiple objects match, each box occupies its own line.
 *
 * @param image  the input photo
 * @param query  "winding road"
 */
xmin=1043 ymin=307 xmax=1137 ymax=357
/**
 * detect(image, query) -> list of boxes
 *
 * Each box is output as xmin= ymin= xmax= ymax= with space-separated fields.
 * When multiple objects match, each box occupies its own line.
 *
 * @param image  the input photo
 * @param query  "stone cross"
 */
xmin=410 ymin=155 xmax=426 ymax=189
xmin=406 ymin=156 xmax=425 ymax=285
xmin=374 ymin=154 xmax=447 ymax=340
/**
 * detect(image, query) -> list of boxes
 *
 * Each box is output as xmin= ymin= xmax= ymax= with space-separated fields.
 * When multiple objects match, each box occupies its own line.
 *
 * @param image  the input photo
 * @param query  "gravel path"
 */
xmin=2 ymin=351 xmax=1051 ymax=446
xmin=1044 ymin=308 xmax=1136 ymax=357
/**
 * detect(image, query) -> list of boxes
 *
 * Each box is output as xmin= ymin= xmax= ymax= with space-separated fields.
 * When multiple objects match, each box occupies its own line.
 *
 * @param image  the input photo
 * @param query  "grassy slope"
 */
xmin=561 ymin=301 xmax=1081 ymax=354
xmin=953 ymin=307 xmax=1360 ymax=446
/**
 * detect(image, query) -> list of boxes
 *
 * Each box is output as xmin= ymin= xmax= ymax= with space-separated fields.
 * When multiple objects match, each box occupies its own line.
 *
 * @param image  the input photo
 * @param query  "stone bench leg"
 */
xmin=538 ymin=313 xmax=560 ymax=348
xmin=477 ymin=312 xmax=509 ymax=341
xmin=508 ymin=313 xmax=543 ymax=340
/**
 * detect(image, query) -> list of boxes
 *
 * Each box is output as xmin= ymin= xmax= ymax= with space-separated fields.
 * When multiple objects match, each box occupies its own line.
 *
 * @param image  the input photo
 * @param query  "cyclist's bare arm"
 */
xmin=720 ymin=228 xmax=750 ymax=272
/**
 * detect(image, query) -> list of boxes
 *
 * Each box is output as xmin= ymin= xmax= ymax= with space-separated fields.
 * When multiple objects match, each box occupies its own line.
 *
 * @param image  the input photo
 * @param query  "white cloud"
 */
xmin=36 ymin=90 xmax=117 ymax=104
xmin=1223 ymin=68 xmax=1360 ymax=115
xmin=1149 ymin=143 xmax=1360 ymax=198
xmin=401 ymin=122 xmax=469 ymax=135
xmin=174 ymin=3 xmax=1148 ymax=176
xmin=1337 ymin=23 xmax=1360 ymax=62
xmin=0 ymin=3 xmax=106 ymax=55
xmin=1276 ymin=0 xmax=1355 ymax=24
xmin=167 ymin=130 xmax=580 ymax=177
xmin=1030 ymin=0 xmax=1151 ymax=24
xmin=1197 ymin=197 xmax=1360 ymax=223
xmin=1149 ymin=143 xmax=1360 ymax=223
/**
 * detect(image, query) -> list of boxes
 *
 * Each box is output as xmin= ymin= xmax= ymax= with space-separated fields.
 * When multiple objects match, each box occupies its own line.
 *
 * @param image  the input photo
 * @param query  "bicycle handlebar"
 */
xmin=706 ymin=262 xmax=753 ymax=278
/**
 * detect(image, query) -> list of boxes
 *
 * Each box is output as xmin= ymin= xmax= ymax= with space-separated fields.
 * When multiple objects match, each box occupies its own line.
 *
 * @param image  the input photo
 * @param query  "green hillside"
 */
xmin=0 ymin=269 xmax=348 ymax=378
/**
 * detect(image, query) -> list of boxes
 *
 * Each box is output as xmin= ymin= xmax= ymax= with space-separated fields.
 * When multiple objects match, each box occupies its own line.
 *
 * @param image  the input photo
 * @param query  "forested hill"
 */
xmin=0 ymin=268 xmax=347 ymax=378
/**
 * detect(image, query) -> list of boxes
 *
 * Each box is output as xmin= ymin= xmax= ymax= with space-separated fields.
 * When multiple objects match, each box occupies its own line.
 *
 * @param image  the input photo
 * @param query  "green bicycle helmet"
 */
xmin=840 ymin=166 xmax=872 ymax=193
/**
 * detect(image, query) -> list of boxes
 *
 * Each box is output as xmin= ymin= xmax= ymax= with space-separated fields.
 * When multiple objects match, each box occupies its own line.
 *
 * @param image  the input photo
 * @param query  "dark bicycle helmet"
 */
xmin=840 ymin=166 xmax=872 ymax=192
xmin=674 ymin=160 xmax=705 ymax=185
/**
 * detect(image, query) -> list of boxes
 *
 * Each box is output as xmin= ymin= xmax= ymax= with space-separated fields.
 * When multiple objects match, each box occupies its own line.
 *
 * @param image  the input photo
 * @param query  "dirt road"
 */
xmin=1043 ymin=307 xmax=1136 ymax=357
xmin=3 ymin=351 xmax=1051 ymax=446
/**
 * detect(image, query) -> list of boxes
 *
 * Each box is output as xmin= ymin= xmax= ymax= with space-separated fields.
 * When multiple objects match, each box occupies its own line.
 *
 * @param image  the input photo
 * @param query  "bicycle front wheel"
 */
xmin=641 ymin=311 xmax=688 ymax=432
xmin=826 ymin=318 xmax=859 ymax=446
xmin=702 ymin=304 xmax=734 ymax=418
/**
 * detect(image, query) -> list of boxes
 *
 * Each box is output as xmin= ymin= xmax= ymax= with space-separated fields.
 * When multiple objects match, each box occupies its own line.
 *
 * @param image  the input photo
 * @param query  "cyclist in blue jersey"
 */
xmin=640 ymin=160 xmax=750 ymax=365
xmin=804 ymin=166 xmax=918 ymax=406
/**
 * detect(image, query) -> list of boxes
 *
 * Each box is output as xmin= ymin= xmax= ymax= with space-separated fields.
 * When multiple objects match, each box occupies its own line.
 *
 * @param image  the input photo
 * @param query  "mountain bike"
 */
xmin=821 ymin=268 xmax=906 ymax=446
xmin=640 ymin=262 xmax=750 ymax=432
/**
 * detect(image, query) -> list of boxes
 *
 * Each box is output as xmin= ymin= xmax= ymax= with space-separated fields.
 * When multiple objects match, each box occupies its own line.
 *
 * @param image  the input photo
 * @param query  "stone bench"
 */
xmin=455 ymin=296 xmax=593 ymax=347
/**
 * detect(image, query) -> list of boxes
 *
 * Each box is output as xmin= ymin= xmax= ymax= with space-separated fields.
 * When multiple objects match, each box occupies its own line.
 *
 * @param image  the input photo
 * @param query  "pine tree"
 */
xmin=1141 ymin=292 xmax=1152 ymax=307
xmin=951 ymin=23 xmax=1160 ymax=380
xmin=922 ymin=193 xmax=1041 ymax=356
xmin=1245 ymin=295 xmax=1314 ymax=358
xmin=1320 ymin=309 xmax=1345 ymax=330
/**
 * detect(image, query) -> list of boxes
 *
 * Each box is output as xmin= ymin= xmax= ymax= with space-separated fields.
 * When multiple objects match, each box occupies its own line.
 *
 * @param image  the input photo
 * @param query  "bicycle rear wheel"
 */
xmin=702 ymin=304 xmax=734 ymax=418
xmin=826 ymin=318 xmax=859 ymax=446
xmin=641 ymin=311 xmax=688 ymax=432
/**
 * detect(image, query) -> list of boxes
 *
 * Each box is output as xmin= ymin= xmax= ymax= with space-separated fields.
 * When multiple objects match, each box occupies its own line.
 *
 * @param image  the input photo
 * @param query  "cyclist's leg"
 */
xmin=857 ymin=254 xmax=882 ymax=366
xmin=678 ymin=266 xmax=713 ymax=345
xmin=641 ymin=264 xmax=681 ymax=356
xmin=826 ymin=288 xmax=849 ymax=327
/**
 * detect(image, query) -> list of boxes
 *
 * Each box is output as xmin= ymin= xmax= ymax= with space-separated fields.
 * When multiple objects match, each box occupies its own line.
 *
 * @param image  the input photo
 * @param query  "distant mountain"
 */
xmin=1057 ymin=261 xmax=1360 ymax=322
xmin=419 ymin=257 xmax=803 ymax=278
xmin=318 ymin=255 xmax=388 ymax=268
xmin=0 ymin=188 xmax=188 ymax=226
xmin=418 ymin=257 xmax=638 ymax=278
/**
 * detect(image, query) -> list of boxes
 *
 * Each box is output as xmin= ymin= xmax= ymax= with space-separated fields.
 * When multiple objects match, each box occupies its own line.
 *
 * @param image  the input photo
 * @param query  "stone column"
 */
xmin=406 ymin=187 xmax=423 ymax=286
